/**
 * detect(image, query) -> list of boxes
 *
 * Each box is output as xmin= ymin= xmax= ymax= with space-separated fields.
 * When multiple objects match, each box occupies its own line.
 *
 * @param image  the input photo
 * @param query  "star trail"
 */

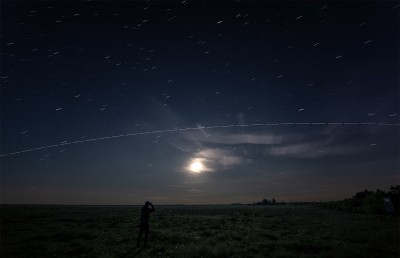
xmin=1 ymin=1 xmax=399 ymax=204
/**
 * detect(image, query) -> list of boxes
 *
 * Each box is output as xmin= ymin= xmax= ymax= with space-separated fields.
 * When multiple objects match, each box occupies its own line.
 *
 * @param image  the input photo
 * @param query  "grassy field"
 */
xmin=1 ymin=205 xmax=399 ymax=258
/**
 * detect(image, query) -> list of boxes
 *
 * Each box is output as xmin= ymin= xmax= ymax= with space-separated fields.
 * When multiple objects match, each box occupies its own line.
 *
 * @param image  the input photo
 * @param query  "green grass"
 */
xmin=1 ymin=205 xmax=399 ymax=257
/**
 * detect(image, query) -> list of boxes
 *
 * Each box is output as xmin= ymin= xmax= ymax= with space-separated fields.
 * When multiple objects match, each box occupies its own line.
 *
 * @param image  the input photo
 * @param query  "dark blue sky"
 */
xmin=1 ymin=1 xmax=399 ymax=204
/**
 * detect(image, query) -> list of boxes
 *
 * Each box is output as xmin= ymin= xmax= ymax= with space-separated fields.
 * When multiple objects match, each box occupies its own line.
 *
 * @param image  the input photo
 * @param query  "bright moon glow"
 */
xmin=190 ymin=161 xmax=204 ymax=173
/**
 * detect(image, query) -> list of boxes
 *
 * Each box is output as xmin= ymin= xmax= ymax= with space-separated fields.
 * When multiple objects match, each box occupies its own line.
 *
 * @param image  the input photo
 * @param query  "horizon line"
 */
xmin=0 ymin=202 xmax=323 ymax=206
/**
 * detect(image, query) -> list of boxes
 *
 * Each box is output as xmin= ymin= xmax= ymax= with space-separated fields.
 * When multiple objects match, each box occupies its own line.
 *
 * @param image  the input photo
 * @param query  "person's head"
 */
xmin=145 ymin=201 xmax=150 ymax=206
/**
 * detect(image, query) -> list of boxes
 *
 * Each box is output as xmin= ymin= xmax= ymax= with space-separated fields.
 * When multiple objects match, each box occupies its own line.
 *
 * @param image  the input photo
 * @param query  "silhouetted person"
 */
xmin=137 ymin=201 xmax=155 ymax=247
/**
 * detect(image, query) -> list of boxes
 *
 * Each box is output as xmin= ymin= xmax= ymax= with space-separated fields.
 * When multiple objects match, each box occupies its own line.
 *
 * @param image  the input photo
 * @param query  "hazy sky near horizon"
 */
xmin=1 ymin=1 xmax=399 ymax=204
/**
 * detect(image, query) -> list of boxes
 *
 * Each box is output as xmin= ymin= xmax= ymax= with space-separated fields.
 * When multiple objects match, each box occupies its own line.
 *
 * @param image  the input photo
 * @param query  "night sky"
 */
xmin=1 ymin=1 xmax=399 ymax=205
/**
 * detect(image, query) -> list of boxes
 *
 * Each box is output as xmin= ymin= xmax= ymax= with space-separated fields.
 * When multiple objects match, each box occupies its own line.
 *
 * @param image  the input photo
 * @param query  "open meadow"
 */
xmin=1 ymin=205 xmax=399 ymax=258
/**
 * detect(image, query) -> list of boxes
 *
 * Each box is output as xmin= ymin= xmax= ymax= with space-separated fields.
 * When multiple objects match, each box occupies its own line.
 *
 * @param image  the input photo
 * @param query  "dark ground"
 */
xmin=1 ymin=205 xmax=399 ymax=257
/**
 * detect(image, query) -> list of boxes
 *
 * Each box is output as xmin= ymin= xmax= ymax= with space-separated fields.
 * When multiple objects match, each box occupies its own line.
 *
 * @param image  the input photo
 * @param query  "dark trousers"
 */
xmin=137 ymin=222 xmax=149 ymax=246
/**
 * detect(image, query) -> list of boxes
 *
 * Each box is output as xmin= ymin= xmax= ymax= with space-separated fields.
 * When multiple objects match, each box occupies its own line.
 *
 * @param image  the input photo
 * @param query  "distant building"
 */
xmin=253 ymin=198 xmax=284 ymax=205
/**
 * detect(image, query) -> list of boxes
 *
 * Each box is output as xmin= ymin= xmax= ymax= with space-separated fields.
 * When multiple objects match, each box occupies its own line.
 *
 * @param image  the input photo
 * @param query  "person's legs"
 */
xmin=137 ymin=224 xmax=144 ymax=246
xmin=144 ymin=223 xmax=149 ymax=247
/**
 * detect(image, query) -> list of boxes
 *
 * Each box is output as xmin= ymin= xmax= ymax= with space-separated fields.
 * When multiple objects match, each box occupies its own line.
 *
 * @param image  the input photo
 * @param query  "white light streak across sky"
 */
xmin=1 ymin=122 xmax=398 ymax=158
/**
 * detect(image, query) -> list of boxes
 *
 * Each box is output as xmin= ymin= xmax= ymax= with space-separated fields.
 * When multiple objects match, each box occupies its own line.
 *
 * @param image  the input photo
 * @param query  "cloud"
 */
xmin=192 ymin=148 xmax=244 ymax=171
xmin=186 ymin=131 xmax=283 ymax=145
xmin=182 ymin=127 xmax=372 ymax=161
xmin=266 ymin=142 xmax=368 ymax=158
xmin=197 ymin=149 xmax=242 ymax=165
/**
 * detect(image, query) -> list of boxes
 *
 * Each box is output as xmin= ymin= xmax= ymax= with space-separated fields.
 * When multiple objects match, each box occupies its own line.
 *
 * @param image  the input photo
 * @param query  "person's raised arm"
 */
xmin=149 ymin=202 xmax=155 ymax=212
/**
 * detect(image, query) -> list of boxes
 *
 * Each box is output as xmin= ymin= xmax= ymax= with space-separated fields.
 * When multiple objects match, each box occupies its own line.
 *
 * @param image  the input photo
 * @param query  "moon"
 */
xmin=189 ymin=160 xmax=204 ymax=173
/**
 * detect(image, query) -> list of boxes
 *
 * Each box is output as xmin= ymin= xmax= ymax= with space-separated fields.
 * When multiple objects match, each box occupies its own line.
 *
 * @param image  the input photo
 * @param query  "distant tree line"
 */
xmin=322 ymin=185 xmax=400 ymax=215
xmin=253 ymin=198 xmax=285 ymax=205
